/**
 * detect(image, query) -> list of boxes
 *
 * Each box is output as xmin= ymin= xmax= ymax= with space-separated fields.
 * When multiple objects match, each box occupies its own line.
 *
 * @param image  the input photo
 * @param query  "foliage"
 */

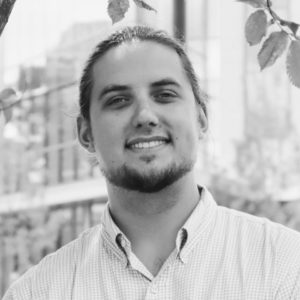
xmin=287 ymin=40 xmax=300 ymax=87
xmin=0 ymin=203 xmax=104 ymax=290
xmin=0 ymin=88 xmax=17 ymax=124
xmin=238 ymin=0 xmax=300 ymax=88
xmin=1 ymin=0 xmax=299 ymax=119
xmin=209 ymin=178 xmax=300 ymax=231
xmin=107 ymin=0 xmax=130 ymax=24
xmin=245 ymin=10 xmax=268 ymax=46
xmin=208 ymin=133 xmax=300 ymax=230
xmin=0 ymin=209 xmax=67 ymax=277
xmin=258 ymin=31 xmax=289 ymax=69
xmin=1 ymin=0 xmax=299 ymax=89
xmin=0 ymin=0 xmax=156 ymax=37
xmin=107 ymin=0 xmax=156 ymax=24
xmin=208 ymin=131 xmax=300 ymax=208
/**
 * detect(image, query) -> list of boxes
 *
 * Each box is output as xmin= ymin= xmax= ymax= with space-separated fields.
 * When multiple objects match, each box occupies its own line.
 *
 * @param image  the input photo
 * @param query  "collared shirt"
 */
xmin=3 ymin=187 xmax=300 ymax=299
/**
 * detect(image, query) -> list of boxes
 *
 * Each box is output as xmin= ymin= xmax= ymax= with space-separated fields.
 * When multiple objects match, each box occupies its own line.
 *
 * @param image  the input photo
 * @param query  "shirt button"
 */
xmin=120 ymin=238 xmax=126 ymax=248
xmin=150 ymin=286 xmax=157 ymax=294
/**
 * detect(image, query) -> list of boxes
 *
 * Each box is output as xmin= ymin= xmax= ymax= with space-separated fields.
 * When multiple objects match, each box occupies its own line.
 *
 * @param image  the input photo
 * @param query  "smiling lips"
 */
xmin=126 ymin=136 xmax=170 ymax=150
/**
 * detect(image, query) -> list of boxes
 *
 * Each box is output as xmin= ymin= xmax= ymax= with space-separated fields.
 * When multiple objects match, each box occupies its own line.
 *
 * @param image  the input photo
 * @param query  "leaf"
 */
xmin=133 ymin=0 xmax=157 ymax=12
xmin=268 ymin=18 xmax=275 ymax=27
xmin=245 ymin=10 xmax=268 ymax=46
xmin=289 ymin=22 xmax=299 ymax=36
xmin=286 ymin=40 xmax=300 ymax=88
xmin=258 ymin=31 xmax=289 ymax=70
xmin=107 ymin=0 xmax=130 ymax=24
xmin=0 ymin=87 xmax=16 ymax=123
xmin=236 ymin=0 xmax=267 ymax=8
xmin=0 ymin=102 xmax=12 ymax=124
xmin=0 ymin=110 xmax=5 ymax=132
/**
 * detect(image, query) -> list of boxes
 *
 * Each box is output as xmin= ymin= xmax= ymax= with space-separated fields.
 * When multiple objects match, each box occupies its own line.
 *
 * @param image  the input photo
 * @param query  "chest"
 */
xmin=68 ymin=250 xmax=271 ymax=300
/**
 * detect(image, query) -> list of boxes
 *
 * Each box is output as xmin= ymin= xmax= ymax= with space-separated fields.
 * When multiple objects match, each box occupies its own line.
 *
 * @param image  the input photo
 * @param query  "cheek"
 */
xmin=91 ymin=120 xmax=121 ymax=161
xmin=173 ymin=115 xmax=199 ymax=151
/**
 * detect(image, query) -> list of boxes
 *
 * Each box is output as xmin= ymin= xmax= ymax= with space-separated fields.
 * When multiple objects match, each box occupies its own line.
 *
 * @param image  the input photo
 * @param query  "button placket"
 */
xmin=120 ymin=238 xmax=126 ymax=249
xmin=145 ymin=282 xmax=159 ymax=300
xmin=150 ymin=285 xmax=158 ymax=294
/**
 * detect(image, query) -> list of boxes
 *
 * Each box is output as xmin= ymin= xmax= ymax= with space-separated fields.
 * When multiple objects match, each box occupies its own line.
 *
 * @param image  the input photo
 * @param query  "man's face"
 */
xmin=78 ymin=41 xmax=207 ymax=193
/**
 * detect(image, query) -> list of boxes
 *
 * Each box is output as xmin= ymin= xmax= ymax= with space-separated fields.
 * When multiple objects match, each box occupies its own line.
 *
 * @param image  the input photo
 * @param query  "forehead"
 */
xmin=91 ymin=41 xmax=189 ymax=88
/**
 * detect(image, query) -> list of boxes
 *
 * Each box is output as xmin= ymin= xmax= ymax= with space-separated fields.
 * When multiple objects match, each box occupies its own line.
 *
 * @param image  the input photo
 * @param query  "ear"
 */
xmin=77 ymin=115 xmax=95 ymax=153
xmin=197 ymin=103 xmax=208 ymax=139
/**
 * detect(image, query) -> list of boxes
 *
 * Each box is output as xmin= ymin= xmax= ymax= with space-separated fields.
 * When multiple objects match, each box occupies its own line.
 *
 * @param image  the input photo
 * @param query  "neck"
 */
xmin=106 ymin=171 xmax=200 ymax=276
xmin=107 ymin=171 xmax=199 ymax=243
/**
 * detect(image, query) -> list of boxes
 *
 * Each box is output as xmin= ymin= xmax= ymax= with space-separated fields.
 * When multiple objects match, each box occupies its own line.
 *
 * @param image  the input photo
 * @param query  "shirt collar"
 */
xmin=101 ymin=203 xmax=131 ymax=263
xmin=102 ymin=202 xmax=122 ymax=241
xmin=179 ymin=187 xmax=205 ymax=241
xmin=178 ymin=186 xmax=217 ymax=263
xmin=101 ymin=186 xmax=217 ymax=263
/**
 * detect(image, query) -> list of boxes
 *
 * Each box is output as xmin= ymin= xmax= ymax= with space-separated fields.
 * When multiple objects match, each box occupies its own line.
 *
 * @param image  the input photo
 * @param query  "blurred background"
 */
xmin=1 ymin=0 xmax=300 ymax=296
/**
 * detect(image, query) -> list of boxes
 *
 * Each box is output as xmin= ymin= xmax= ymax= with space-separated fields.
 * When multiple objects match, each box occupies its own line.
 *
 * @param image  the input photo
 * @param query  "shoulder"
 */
xmin=215 ymin=204 xmax=300 ymax=296
xmin=3 ymin=224 xmax=103 ymax=300
xmin=216 ymin=204 xmax=300 ymax=248
xmin=31 ymin=224 xmax=103 ymax=281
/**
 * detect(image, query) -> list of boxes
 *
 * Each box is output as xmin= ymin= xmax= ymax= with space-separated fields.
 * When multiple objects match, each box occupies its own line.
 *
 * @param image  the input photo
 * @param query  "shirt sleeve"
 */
xmin=273 ymin=229 xmax=300 ymax=299
xmin=2 ymin=235 xmax=80 ymax=300
xmin=2 ymin=289 xmax=14 ymax=300
xmin=290 ymin=268 xmax=300 ymax=299
xmin=2 ymin=267 xmax=35 ymax=300
xmin=274 ymin=266 xmax=300 ymax=299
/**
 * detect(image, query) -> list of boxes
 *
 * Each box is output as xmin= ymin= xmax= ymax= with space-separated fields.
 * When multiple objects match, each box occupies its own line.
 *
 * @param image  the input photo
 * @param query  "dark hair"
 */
xmin=79 ymin=25 xmax=207 ymax=121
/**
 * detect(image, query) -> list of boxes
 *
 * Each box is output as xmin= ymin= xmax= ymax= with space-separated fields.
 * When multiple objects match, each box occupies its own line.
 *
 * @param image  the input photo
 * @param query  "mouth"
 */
xmin=126 ymin=136 xmax=171 ymax=150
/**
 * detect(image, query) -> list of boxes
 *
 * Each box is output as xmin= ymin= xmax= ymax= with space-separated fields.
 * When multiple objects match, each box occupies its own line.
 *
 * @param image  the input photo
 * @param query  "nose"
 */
xmin=131 ymin=99 xmax=159 ymax=128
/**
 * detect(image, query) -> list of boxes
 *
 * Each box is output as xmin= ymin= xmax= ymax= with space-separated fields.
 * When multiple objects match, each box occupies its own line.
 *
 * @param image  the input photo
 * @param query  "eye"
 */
xmin=154 ymin=90 xmax=177 ymax=102
xmin=105 ymin=96 xmax=131 ymax=108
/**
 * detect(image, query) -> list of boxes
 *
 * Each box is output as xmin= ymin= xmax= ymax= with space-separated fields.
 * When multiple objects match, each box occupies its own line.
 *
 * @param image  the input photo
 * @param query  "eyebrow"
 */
xmin=98 ymin=84 xmax=130 ymax=100
xmin=150 ymin=78 xmax=181 ymax=89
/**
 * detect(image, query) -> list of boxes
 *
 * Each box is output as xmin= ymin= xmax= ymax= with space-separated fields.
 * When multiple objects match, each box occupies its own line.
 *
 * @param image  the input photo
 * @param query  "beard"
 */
xmin=101 ymin=160 xmax=195 ymax=193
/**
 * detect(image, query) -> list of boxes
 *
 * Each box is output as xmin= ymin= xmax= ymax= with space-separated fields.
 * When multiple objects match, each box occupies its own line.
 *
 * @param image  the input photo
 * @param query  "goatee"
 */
xmin=101 ymin=161 xmax=194 ymax=193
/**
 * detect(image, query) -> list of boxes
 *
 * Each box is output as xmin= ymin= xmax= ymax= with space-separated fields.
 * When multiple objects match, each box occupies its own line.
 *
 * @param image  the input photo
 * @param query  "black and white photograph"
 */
xmin=1 ymin=0 xmax=300 ymax=299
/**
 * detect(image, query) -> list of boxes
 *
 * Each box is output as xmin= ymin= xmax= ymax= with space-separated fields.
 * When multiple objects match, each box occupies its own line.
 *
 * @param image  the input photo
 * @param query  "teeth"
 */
xmin=131 ymin=140 xmax=166 ymax=149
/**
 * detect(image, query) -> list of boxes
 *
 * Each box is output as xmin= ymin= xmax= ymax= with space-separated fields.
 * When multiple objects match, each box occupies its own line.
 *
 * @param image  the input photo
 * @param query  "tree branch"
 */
xmin=0 ymin=0 xmax=17 ymax=37
xmin=0 ymin=81 xmax=77 ymax=112
xmin=266 ymin=0 xmax=299 ymax=40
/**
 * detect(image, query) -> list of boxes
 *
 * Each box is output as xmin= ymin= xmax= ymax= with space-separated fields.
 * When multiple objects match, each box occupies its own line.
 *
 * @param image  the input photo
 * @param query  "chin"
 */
xmin=102 ymin=160 xmax=194 ymax=193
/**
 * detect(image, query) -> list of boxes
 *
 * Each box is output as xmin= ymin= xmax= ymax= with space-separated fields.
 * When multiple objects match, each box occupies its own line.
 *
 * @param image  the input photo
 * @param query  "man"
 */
xmin=3 ymin=26 xmax=300 ymax=299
